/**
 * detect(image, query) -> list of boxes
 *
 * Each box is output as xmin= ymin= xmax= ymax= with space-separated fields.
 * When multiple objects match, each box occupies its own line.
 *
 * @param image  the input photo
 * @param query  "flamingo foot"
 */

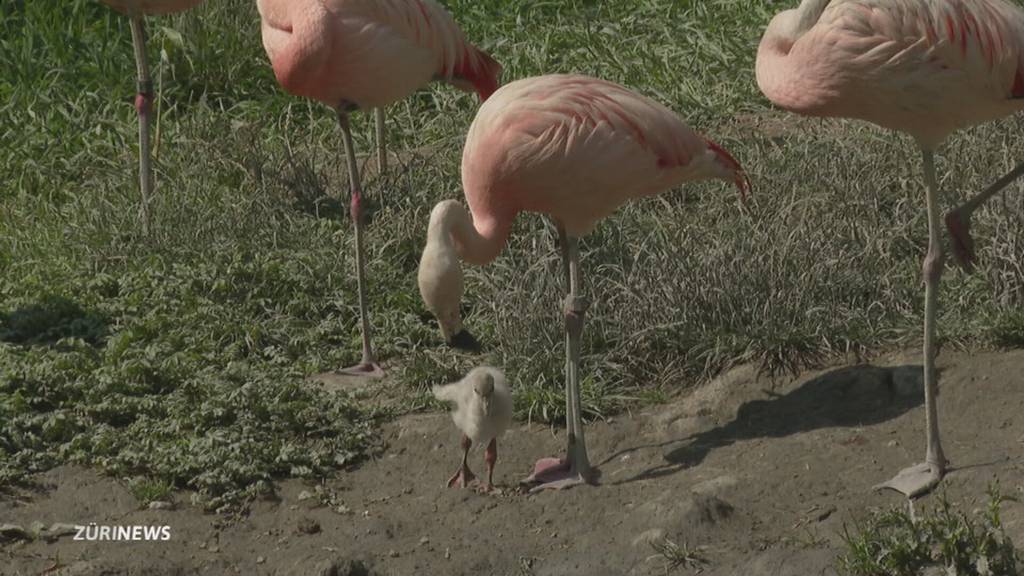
xmin=944 ymin=210 xmax=976 ymax=273
xmin=874 ymin=462 xmax=943 ymax=498
xmin=336 ymin=362 xmax=385 ymax=379
xmin=521 ymin=457 xmax=590 ymax=493
xmin=446 ymin=465 xmax=476 ymax=488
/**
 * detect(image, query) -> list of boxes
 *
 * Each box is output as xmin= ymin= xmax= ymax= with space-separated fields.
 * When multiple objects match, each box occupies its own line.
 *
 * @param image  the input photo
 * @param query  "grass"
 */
xmin=1 ymin=0 xmax=1023 ymax=506
xmin=650 ymin=537 xmax=709 ymax=573
xmin=839 ymin=486 xmax=1023 ymax=576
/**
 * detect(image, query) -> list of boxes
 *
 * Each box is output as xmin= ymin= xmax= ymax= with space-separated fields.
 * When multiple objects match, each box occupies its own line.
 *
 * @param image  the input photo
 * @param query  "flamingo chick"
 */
xmin=418 ymin=74 xmax=749 ymax=492
xmin=99 ymin=0 xmax=205 ymax=236
xmin=757 ymin=0 xmax=1024 ymax=497
xmin=257 ymin=0 xmax=502 ymax=377
xmin=433 ymin=366 xmax=513 ymax=491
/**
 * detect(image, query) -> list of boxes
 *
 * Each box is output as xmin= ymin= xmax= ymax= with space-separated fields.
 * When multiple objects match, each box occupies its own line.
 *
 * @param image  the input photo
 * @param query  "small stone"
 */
xmin=149 ymin=500 xmax=174 ymax=510
xmin=419 ymin=536 xmax=429 ymax=545
xmin=209 ymin=545 xmax=220 ymax=553
xmin=335 ymin=505 xmax=352 ymax=515
xmin=388 ymin=549 xmax=399 ymax=558
xmin=199 ymin=541 xmax=207 ymax=549
xmin=298 ymin=490 xmax=314 ymax=501
xmin=445 ymin=548 xmax=451 ymax=560
xmin=887 ymin=440 xmax=899 ymax=447
xmin=289 ymin=505 xmax=299 ymax=511
xmin=297 ymin=517 xmax=321 ymax=535
xmin=256 ymin=556 xmax=266 ymax=564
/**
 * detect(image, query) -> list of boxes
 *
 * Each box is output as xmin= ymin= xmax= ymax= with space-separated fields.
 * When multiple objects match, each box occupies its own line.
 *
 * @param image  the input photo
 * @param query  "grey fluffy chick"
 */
xmin=433 ymin=366 xmax=513 ymax=490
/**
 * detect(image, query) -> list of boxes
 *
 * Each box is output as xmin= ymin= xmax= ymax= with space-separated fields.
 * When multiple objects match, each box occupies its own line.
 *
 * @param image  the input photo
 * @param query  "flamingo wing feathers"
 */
xmin=758 ymin=0 xmax=1024 ymax=144
xmin=462 ymin=75 xmax=744 ymax=236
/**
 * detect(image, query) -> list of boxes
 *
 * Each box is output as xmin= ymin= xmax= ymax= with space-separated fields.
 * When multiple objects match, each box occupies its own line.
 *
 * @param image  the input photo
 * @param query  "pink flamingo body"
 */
xmin=99 ymin=0 xmax=206 ymax=235
xmin=258 ymin=0 xmax=501 ymax=377
xmin=757 ymin=0 xmax=1024 ymax=147
xmin=757 ymin=0 xmax=1024 ymax=497
xmin=258 ymin=0 xmax=501 ymax=109
xmin=419 ymin=74 xmax=747 ymax=490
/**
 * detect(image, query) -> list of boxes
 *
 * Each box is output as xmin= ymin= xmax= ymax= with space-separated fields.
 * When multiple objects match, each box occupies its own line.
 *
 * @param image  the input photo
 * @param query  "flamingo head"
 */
xmin=418 ymin=203 xmax=481 ymax=352
xmin=472 ymin=371 xmax=495 ymax=415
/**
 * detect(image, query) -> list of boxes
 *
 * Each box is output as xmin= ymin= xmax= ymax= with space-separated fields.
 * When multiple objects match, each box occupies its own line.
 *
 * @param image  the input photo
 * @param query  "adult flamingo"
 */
xmin=418 ymin=74 xmax=749 ymax=491
xmin=258 ymin=0 xmax=502 ymax=377
xmin=757 ymin=0 xmax=1024 ymax=497
xmin=100 ymin=0 xmax=205 ymax=235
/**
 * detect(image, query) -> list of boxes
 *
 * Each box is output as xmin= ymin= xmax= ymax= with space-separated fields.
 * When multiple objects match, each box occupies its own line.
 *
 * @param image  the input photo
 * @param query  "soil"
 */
xmin=2 ymin=348 xmax=1023 ymax=576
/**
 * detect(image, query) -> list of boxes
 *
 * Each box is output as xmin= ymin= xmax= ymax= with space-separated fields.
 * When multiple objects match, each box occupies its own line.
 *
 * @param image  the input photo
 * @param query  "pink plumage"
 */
xmin=756 ymin=0 xmax=1024 ymax=147
xmin=457 ymin=74 xmax=749 ymax=258
xmin=100 ymin=0 xmax=204 ymax=15
xmin=257 ymin=0 xmax=502 ymax=109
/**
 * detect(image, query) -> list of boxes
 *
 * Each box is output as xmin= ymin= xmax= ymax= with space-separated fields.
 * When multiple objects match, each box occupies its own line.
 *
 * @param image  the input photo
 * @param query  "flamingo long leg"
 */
xmin=877 ymin=148 xmax=947 ymax=497
xmin=374 ymin=107 xmax=387 ymax=174
xmin=946 ymin=160 xmax=1024 ymax=271
xmin=129 ymin=15 xmax=153 ymax=237
xmin=565 ymin=235 xmax=592 ymax=479
xmin=335 ymin=109 xmax=384 ymax=378
xmin=523 ymin=234 xmax=594 ymax=492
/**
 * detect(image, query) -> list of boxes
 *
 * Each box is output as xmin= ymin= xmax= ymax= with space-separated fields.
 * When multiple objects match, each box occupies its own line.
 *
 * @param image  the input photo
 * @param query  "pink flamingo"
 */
xmin=100 ymin=0 xmax=205 ymax=235
xmin=757 ymin=0 xmax=1024 ymax=497
xmin=418 ymin=74 xmax=749 ymax=491
xmin=257 ymin=0 xmax=502 ymax=377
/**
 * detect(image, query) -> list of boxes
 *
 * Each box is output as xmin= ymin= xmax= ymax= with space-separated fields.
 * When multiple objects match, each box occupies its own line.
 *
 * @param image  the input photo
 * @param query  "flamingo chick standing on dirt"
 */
xmin=433 ymin=366 xmax=513 ymax=491
xmin=257 ymin=0 xmax=502 ymax=377
xmin=100 ymin=0 xmax=205 ymax=236
xmin=418 ymin=74 xmax=749 ymax=491
xmin=757 ymin=0 xmax=1024 ymax=497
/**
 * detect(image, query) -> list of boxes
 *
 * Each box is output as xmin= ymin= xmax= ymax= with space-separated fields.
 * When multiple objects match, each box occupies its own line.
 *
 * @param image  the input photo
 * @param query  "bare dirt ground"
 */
xmin=2 ymin=348 xmax=1023 ymax=576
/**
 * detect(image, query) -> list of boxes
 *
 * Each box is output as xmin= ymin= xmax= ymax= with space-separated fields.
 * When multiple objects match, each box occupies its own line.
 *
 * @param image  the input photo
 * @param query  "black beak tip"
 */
xmin=447 ymin=329 xmax=482 ymax=352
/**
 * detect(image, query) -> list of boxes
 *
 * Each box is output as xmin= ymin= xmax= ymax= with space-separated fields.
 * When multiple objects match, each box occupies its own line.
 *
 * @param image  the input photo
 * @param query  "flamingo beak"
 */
xmin=705 ymin=138 xmax=751 ymax=205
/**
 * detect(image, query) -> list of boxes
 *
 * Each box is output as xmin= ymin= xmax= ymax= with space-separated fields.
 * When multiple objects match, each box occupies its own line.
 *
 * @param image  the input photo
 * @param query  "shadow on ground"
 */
xmin=0 ymin=295 xmax=108 ymax=346
xmin=611 ymin=364 xmax=925 ymax=484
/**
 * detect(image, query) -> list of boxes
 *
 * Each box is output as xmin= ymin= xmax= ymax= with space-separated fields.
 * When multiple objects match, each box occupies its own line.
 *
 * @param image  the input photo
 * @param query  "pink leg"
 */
xmin=335 ymin=109 xmax=383 ymax=378
xmin=946 ymin=160 xmax=1024 ymax=272
xmin=129 ymin=15 xmax=153 ymax=237
xmin=447 ymin=435 xmax=476 ymax=488
xmin=479 ymin=438 xmax=497 ymax=492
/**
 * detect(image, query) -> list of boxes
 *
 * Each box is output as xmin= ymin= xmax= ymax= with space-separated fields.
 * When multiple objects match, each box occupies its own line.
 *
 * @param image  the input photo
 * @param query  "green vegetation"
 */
xmin=1 ymin=0 xmax=1023 ymax=505
xmin=840 ymin=487 xmax=1022 ymax=576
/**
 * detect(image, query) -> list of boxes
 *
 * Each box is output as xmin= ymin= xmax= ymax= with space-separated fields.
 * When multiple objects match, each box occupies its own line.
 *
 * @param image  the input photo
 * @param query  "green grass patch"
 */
xmin=840 ymin=488 xmax=1023 ymax=576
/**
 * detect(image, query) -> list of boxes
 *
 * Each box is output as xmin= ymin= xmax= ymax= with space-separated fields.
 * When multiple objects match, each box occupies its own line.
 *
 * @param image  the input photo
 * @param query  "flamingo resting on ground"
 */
xmin=433 ymin=366 xmax=513 ymax=491
xmin=100 ymin=0 xmax=205 ymax=236
xmin=757 ymin=0 xmax=1024 ymax=497
xmin=418 ymin=74 xmax=749 ymax=491
xmin=258 ymin=0 xmax=502 ymax=377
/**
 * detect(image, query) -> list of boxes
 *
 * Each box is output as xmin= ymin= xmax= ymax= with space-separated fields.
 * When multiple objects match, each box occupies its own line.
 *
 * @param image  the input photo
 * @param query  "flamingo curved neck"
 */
xmin=792 ymin=0 xmax=832 ymax=39
xmin=427 ymin=199 xmax=508 ymax=266
xmin=756 ymin=0 xmax=835 ymax=114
